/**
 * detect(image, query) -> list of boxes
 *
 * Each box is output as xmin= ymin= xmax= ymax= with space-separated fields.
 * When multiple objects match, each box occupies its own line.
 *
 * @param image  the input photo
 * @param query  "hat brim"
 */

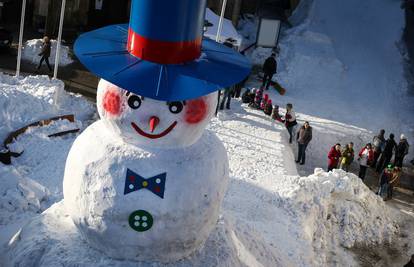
xmin=74 ymin=24 xmax=251 ymax=101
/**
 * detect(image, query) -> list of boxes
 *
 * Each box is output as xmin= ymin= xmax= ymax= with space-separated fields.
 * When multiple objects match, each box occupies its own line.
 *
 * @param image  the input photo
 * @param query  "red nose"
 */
xmin=149 ymin=116 xmax=160 ymax=133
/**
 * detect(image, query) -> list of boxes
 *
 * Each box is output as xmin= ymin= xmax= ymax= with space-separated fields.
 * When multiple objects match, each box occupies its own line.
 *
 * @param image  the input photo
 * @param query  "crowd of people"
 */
xmin=240 ymin=52 xmax=412 ymax=203
xmin=325 ymin=129 xmax=410 ymax=201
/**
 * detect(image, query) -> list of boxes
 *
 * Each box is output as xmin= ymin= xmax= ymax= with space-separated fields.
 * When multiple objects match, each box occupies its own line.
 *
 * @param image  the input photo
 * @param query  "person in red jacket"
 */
xmin=327 ymin=143 xmax=342 ymax=171
xmin=357 ymin=143 xmax=374 ymax=180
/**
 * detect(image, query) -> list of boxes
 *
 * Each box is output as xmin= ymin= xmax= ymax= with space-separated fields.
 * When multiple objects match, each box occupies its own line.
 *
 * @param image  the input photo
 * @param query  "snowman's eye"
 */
xmin=128 ymin=95 xmax=142 ymax=109
xmin=168 ymin=102 xmax=184 ymax=114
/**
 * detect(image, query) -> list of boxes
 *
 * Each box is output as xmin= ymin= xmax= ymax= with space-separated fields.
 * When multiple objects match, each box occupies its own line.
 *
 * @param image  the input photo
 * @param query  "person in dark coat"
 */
xmin=296 ymin=121 xmax=312 ymax=165
xmin=36 ymin=36 xmax=52 ymax=72
xmin=371 ymin=129 xmax=386 ymax=167
xmin=378 ymin=164 xmax=393 ymax=199
xmin=327 ymin=144 xmax=341 ymax=171
xmin=262 ymin=53 xmax=277 ymax=90
xmin=241 ymin=89 xmax=254 ymax=104
xmin=219 ymin=86 xmax=234 ymax=110
xmin=263 ymin=99 xmax=273 ymax=116
xmin=394 ymin=134 xmax=410 ymax=167
xmin=376 ymin=133 xmax=397 ymax=173
xmin=404 ymin=254 xmax=414 ymax=267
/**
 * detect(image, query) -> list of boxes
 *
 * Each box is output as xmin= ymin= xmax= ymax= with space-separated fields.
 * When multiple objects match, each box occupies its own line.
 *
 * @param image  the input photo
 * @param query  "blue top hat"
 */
xmin=74 ymin=0 xmax=251 ymax=101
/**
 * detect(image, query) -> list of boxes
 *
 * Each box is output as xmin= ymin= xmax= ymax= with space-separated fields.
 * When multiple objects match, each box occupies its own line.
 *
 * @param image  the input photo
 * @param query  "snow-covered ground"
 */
xmin=1 ymin=0 xmax=414 ymax=266
xmin=0 ymin=73 xmax=95 ymax=248
xmin=22 ymin=39 xmax=74 ymax=66
xmin=243 ymin=0 xmax=414 ymax=176
xmin=0 ymin=79 xmax=403 ymax=265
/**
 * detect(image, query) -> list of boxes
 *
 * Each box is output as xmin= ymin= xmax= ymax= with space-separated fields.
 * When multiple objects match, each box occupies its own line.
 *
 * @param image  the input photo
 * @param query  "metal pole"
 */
xmin=53 ymin=0 xmax=66 ymax=79
xmin=16 ymin=0 xmax=27 ymax=77
xmin=215 ymin=0 xmax=228 ymax=115
xmin=216 ymin=0 xmax=227 ymax=42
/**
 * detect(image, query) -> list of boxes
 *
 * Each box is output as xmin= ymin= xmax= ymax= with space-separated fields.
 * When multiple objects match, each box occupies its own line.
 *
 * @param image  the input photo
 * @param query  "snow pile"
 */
xmin=210 ymin=105 xmax=400 ymax=266
xmin=286 ymin=169 xmax=397 ymax=264
xmin=0 ymin=73 xmax=95 ymax=247
xmin=0 ymin=73 xmax=94 ymax=142
xmin=2 ymin=201 xmax=282 ymax=267
xmin=22 ymin=39 xmax=74 ymax=66
xmin=0 ymin=166 xmax=49 ymax=214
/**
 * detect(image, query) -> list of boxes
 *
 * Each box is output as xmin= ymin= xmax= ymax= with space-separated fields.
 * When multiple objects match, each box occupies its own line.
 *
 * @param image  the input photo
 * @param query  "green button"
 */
xmin=128 ymin=210 xmax=153 ymax=232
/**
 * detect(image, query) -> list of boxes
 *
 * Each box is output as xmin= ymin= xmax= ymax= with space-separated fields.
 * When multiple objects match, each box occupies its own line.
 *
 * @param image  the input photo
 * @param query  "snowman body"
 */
xmin=63 ymin=80 xmax=229 ymax=262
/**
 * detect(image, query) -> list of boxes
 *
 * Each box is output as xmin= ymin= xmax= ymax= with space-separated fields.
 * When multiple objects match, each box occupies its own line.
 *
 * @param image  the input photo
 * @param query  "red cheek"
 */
xmin=103 ymin=90 xmax=122 ymax=116
xmin=185 ymin=98 xmax=207 ymax=124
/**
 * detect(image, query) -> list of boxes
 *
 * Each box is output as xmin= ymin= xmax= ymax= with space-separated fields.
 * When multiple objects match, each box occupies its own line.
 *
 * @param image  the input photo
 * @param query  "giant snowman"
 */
xmin=63 ymin=0 xmax=250 ymax=263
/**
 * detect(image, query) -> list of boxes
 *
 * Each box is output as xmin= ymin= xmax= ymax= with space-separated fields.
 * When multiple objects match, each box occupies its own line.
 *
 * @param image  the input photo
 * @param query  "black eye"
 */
xmin=128 ymin=95 xmax=141 ymax=109
xmin=168 ymin=102 xmax=183 ymax=114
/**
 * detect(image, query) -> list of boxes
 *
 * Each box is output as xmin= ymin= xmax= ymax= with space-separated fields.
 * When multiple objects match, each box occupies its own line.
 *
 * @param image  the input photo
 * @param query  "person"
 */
xmin=327 ymin=144 xmax=342 ymax=171
xmin=376 ymin=133 xmax=397 ymax=173
xmin=260 ymin=94 xmax=269 ymax=110
xmin=388 ymin=166 xmax=401 ymax=200
xmin=241 ymin=89 xmax=255 ymax=104
xmin=271 ymin=105 xmax=283 ymax=122
xmin=219 ymin=86 xmax=234 ymax=110
xmin=404 ymin=254 xmax=414 ymax=267
xmin=263 ymin=99 xmax=273 ymax=116
xmin=284 ymin=103 xmax=297 ymax=143
xmin=36 ymin=36 xmax=52 ymax=72
xmin=371 ymin=129 xmax=386 ymax=167
xmin=357 ymin=143 xmax=374 ymax=180
xmin=296 ymin=121 xmax=312 ymax=165
xmin=262 ymin=53 xmax=277 ymax=90
xmin=378 ymin=164 xmax=393 ymax=200
xmin=340 ymin=142 xmax=354 ymax=172
xmin=394 ymin=134 xmax=410 ymax=167
xmin=252 ymin=87 xmax=264 ymax=109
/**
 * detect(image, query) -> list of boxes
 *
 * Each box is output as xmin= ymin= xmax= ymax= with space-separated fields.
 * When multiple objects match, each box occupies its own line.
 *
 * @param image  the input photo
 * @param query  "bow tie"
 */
xmin=124 ymin=169 xmax=166 ymax=199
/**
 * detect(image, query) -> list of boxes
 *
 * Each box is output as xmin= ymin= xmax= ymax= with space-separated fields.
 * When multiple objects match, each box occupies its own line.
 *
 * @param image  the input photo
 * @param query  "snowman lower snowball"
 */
xmin=67 ymin=0 xmax=250 ymax=260
xmin=63 ymin=79 xmax=229 ymax=262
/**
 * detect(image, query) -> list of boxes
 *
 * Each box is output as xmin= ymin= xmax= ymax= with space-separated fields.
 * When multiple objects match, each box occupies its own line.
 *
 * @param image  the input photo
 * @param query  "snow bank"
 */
xmin=2 ymin=201 xmax=283 ymax=267
xmin=1 ymin=166 xmax=398 ymax=267
xmin=0 ymin=166 xmax=49 ymax=214
xmin=0 ymin=73 xmax=94 ymax=142
xmin=22 ymin=39 xmax=74 ymax=66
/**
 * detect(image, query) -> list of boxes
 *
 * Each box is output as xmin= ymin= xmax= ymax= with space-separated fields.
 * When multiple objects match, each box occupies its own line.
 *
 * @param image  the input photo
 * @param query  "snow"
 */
xmin=0 ymin=73 xmax=94 ymax=142
xmin=0 ymin=72 xmax=95 ymax=248
xmin=63 ymin=120 xmax=229 ymax=262
xmin=22 ymin=39 xmax=74 ymax=66
xmin=204 ymin=8 xmax=242 ymax=47
xmin=1 ymin=0 xmax=414 ymax=265
xmin=242 ymin=0 xmax=414 ymax=174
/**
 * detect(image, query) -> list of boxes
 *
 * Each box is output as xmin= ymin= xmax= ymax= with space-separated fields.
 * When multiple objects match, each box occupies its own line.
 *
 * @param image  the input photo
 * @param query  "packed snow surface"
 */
xmin=22 ymin=39 xmax=74 ymax=66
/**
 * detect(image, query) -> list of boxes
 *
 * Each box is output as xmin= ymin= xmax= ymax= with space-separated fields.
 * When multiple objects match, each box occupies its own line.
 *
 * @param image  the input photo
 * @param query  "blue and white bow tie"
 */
xmin=124 ymin=168 xmax=166 ymax=199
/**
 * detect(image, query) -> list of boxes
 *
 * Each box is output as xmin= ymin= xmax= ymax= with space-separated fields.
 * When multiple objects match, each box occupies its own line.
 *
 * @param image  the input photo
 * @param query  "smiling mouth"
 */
xmin=131 ymin=121 xmax=177 ymax=139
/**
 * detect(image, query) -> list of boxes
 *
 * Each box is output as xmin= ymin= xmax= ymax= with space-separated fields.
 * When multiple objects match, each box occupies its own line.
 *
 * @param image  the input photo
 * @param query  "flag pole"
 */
xmin=216 ymin=0 xmax=227 ymax=42
xmin=16 ymin=0 xmax=27 ymax=77
xmin=53 ymin=0 xmax=66 ymax=79
xmin=215 ymin=0 xmax=228 ymax=116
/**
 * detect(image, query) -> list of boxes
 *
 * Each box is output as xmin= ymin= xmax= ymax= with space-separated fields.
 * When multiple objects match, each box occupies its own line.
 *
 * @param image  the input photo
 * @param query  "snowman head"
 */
xmin=97 ymin=79 xmax=218 ymax=148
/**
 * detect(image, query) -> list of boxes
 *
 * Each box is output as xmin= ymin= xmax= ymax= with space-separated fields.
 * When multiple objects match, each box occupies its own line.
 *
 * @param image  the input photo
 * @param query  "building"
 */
xmin=0 ymin=0 xmax=299 ymax=39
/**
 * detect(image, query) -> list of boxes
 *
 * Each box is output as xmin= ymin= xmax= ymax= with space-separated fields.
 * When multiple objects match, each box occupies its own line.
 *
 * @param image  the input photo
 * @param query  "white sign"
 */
xmin=256 ymin=18 xmax=281 ymax=48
